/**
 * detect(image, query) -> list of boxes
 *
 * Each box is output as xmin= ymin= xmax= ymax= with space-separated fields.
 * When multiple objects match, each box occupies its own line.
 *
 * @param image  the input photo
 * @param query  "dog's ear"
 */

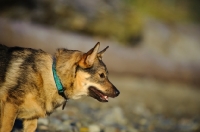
xmin=98 ymin=46 xmax=109 ymax=59
xmin=79 ymin=42 xmax=100 ymax=68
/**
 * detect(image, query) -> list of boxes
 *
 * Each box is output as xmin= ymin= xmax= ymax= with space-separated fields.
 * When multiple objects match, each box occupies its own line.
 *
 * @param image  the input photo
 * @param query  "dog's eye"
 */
xmin=99 ymin=73 xmax=105 ymax=78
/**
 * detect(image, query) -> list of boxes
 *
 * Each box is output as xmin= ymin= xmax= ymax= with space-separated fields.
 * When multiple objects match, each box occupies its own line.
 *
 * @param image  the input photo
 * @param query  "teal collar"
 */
xmin=52 ymin=58 xmax=64 ymax=93
xmin=52 ymin=58 xmax=68 ymax=110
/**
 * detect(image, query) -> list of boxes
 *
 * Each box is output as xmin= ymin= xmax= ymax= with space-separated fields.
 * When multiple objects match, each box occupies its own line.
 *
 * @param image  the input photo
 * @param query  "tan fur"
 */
xmin=0 ymin=43 xmax=119 ymax=131
xmin=0 ymin=58 xmax=24 ymax=101
xmin=73 ymin=71 xmax=91 ymax=99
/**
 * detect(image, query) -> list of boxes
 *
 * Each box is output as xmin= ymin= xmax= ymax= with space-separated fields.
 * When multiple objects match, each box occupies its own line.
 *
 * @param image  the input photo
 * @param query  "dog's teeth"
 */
xmin=104 ymin=96 xmax=108 ymax=100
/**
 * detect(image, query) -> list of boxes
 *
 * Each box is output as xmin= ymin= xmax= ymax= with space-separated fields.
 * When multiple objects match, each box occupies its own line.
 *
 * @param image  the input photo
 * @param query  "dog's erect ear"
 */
xmin=98 ymin=46 xmax=109 ymax=58
xmin=79 ymin=42 xmax=100 ymax=68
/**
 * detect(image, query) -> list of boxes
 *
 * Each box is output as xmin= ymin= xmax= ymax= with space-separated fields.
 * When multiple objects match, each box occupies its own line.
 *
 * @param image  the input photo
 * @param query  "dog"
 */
xmin=0 ymin=42 xmax=120 ymax=132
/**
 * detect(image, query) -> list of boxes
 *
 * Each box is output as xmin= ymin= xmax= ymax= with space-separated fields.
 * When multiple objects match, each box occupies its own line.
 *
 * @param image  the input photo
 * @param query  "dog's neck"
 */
xmin=52 ymin=57 xmax=68 ymax=101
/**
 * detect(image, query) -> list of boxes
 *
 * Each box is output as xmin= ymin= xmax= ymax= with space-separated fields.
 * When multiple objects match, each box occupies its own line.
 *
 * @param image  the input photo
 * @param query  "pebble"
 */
xmin=88 ymin=124 xmax=101 ymax=132
xmin=99 ymin=106 xmax=127 ymax=126
xmin=38 ymin=118 xmax=49 ymax=126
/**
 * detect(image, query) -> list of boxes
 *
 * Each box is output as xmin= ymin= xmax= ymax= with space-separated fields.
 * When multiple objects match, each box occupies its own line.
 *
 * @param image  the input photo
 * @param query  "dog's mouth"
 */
xmin=88 ymin=86 xmax=110 ymax=102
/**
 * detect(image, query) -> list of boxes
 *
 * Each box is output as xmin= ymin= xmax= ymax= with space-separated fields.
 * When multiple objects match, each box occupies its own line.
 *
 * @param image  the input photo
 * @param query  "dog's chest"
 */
xmin=17 ymin=93 xmax=46 ymax=119
xmin=17 ymin=93 xmax=66 ymax=119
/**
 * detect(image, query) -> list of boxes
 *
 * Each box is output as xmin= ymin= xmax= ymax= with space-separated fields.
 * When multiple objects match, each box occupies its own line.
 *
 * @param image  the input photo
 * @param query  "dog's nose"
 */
xmin=114 ymin=89 xmax=120 ymax=96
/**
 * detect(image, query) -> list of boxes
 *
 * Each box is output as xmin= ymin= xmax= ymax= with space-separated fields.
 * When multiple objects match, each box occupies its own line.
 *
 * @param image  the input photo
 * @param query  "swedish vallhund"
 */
xmin=0 ymin=42 xmax=120 ymax=132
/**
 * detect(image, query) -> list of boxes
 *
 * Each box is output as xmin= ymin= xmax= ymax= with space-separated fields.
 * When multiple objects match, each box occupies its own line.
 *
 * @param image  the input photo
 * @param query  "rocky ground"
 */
xmin=12 ymin=75 xmax=200 ymax=132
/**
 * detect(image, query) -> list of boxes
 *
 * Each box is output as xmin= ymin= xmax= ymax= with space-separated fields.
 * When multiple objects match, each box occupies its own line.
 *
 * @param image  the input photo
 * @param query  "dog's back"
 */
xmin=0 ymin=45 xmax=50 ymax=100
xmin=0 ymin=44 xmax=9 ymax=84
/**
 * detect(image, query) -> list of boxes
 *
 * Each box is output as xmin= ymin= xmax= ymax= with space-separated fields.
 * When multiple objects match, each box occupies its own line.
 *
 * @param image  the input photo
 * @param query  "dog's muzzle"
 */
xmin=88 ymin=85 xmax=120 ymax=102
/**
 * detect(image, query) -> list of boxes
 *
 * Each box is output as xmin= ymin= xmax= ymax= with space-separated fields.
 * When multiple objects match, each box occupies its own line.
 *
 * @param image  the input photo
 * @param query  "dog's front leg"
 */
xmin=0 ymin=101 xmax=18 ymax=132
xmin=23 ymin=119 xmax=37 ymax=132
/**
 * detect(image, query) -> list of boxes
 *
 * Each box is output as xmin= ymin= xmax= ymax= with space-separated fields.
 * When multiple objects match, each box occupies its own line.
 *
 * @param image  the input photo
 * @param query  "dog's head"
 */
xmin=56 ymin=42 xmax=120 ymax=102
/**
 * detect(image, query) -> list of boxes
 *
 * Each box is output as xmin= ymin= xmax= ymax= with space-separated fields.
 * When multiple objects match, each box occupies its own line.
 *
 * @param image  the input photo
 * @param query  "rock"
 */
xmin=88 ymin=124 xmax=101 ymax=132
xmin=132 ymin=103 xmax=152 ymax=117
xmin=99 ymin=106 xmax=127 ymax=126
xmin=79 ymin=127 xmax=89 ymax=132
xmin=38 ymin=125 xmax=49 ymax=131
xmin=38 ymin=118 xmax=49 ymax=126
xmin=104 ymin=126 xmax=116 ymax=132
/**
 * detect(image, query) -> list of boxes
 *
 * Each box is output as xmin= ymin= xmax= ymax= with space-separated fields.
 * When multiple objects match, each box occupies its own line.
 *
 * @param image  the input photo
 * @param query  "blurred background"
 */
xmin=0 ymin=0 xmax=200 ymax=132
